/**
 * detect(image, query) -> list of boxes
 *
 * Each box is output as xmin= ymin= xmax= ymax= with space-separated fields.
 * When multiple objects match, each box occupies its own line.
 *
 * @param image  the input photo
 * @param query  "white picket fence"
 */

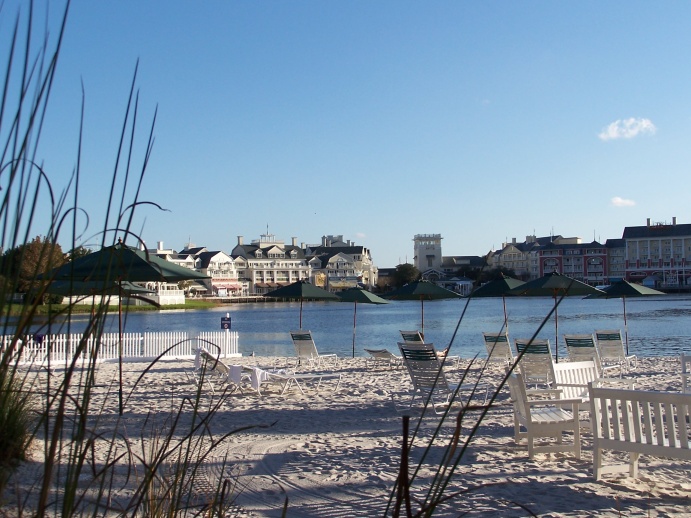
xmin=2 ymin=330 xmax=239 ymax=367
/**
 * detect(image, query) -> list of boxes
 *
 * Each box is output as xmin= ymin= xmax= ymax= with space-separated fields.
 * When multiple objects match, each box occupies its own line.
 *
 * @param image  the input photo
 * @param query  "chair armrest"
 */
xmin=527 ymin=397 xmax=583 ymax=408
xmin=596 ymin=377 xmax=635 ymax=389
xmin=525 ymin=388 xmax=563 ymax=398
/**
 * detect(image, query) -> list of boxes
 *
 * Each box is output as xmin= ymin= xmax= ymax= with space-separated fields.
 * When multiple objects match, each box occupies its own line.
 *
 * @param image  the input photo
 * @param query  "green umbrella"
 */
xmin=384 ymin=280 xmax=461 ymax=335
xmin=336 ymin=288 xmax=389 ymax=358
xmin=42 ymin=241 xmax=210 ymax=414
xmin=265 ymin=280 xmax=339 ymax=328
xmin=589 ymin=279 xmax=665 ymax=354
xmin=508 ymin=272 xmax=605 ymax=361
xmin=470 ymin=274 xmax=525 ymax=333
xmin=45 ymin=280 xmax=156 ymax=298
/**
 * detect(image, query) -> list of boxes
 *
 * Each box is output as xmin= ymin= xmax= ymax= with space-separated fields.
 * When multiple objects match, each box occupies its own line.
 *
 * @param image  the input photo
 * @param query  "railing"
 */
xmin=2 ymin=330 xmax=239 ymax=367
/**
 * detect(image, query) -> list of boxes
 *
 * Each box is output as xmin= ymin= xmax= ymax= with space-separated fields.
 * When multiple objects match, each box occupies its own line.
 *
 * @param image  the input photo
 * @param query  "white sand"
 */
xmin=7 ymin=355 xmax=691 ymax=517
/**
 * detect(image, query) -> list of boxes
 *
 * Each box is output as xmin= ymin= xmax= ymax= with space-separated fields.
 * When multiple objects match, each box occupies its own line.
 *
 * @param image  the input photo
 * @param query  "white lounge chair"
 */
xmin=248 ymin=366 xmax=342 ymax=396
xmin=482 ymin=331 xmax=514 ymax=365
xmin=514 ymin=338 xmax=554 ymax=387
xmin=363 ymin=348 xmax=403 ymax=368
xmin=682 ymin=353 xmax=691 ymax=393
xmin=551 ymin=360 xmax=635 ymax=428
xmin=396 ymin=342 xmax=487 ymax=414
xmin=192 ymin=347 xmax=247 ymax=394
xmin=289 ymin=330 xmax=338 ymax=368
xmin=594 ymin=329 xmax=637 ymax=373
xmin=399 ymin=330 xmax=424 ymax=343
xmin=564 ymin=333 xmax=618 ymax=377
xmin=506 ymin=372 xmax=581 ymax=459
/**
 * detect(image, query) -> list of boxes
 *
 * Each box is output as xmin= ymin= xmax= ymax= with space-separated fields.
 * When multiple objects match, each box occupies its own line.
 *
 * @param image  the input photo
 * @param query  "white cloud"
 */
xmin=355 ymin=232 xmax=366 ymax=239
xmin=598 ymin=118 xmax=657 ymax=141
xmin=611 ymin=196 xmax=636 ymax=207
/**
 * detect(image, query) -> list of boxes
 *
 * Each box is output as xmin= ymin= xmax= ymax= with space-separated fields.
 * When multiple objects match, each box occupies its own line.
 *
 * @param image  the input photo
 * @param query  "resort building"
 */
xmin=413 ymin=234 xmax=486 ymax=292
xmin=304 ymin=235 xmax=378 ymax=289
xmin=536 ymin=240 xmax=608 ymax=285
xmin=605 ymin=239 xmax=626 ymax=283
xmin=230 ymin=234 xmax=310 ymax=295
xmin=622 ymin=217 xmax=691 ymax=289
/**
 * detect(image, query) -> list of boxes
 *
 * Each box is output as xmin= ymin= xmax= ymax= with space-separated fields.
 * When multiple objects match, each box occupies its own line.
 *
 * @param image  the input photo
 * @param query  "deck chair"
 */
xmin=289 ymin=330 xmax=338 ymax=368
xmin=506 ymin=372 xmax=581 ymax=459
xmin=399 ymin=330 xmax=424 ymax=343
xmin=191 ymin=347 xmax=247 ymax=394
xmin=396 ymin=342 xmax=487 ymax=414
xmin=482 ymin=331 xmax=514 ymax=365
xmin=682 ymin=354 xmax=691 ymax=393
xmin=248 ymin=366 xmax=342 ymax=395
xmin=514 ymin=338 xmax=554 ymax=387
xmin=363 ymin=348 xmax=403 ymax=368
xmin=594 ymin=330 xmax=637 ymax=373
xmin=400 ymin=330 xmax=461 ymax=368
xmin=551 ymin=360 xmax=635 ymax=427
xmin=564 ymin=334 xmax=618 ymax=377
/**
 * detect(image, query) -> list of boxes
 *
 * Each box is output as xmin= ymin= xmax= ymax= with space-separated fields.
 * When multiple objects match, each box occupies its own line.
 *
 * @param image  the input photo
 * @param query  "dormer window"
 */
xmin=255 ymin=250 xmax=263 ymax=258
xmin=290 ymin=250 xmax=297 ymax=259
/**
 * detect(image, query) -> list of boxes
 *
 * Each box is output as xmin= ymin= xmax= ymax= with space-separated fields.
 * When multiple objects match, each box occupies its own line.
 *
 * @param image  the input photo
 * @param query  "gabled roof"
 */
xmin=605 ymin=238 xmax=625 ymax=248
xmin=195 ymin=251 xmax=233 ymax=269
xmin=440 ymin=255 xmax=487 ymax=268
xmin=179 ymin=246 xmax=207 ymax=256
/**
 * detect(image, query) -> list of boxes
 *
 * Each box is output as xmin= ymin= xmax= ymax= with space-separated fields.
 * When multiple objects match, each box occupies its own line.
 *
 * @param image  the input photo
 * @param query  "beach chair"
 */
xmin=191 ymin=347 xmax=248 ymax=394
xmin=514 ymin=338 xmax=554 ymax=387
xmin=399 ymin=330 xmax=424 ymax=343
xmin=506 ymin=372 xmax=581 ymax=459
xmin=682 ymin=354 xmax=691 ymax=393
xmin=363 ymin=348 xmax=403 ymax=368
xmin=564 ymin=334 xmax=618 ymax=377
xmin=482 ymin=331 xmax=514 ymax=365
xmin=396 ymin=342 xmax=487 ymax=414
xmin=594 ymin=329 xmax=637 ymax=373
xmin=248 ymin=366 xmax=342 ymax=395
xmin=400 ymin=330 xmax=461 ymax=367
xmin=289 ymin=330 xmax=338 ymax=368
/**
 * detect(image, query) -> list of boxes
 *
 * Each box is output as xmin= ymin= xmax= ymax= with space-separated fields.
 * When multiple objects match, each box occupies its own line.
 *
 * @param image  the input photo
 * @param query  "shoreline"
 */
xmin=6 ymin=355 xmax=691 ymax=516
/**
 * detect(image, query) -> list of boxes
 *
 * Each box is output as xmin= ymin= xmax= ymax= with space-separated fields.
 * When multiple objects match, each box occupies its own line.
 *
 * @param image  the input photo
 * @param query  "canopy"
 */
xmin=470 ymin=274 xmax=525 ymax=333
xmin=508 ymin=272 xmax=605 ymax=361
xmin=42 ymin=241 xmax=209 ymax=415
xmin=384 ymin=280 xmax=461 ymax=335
xmin=265 ymin=280 xmax=339 ymax=328
xmin=336 ymin=288 xmax=389 ymax=358
xmin=588 ymin=279 xmax=665 ymax=354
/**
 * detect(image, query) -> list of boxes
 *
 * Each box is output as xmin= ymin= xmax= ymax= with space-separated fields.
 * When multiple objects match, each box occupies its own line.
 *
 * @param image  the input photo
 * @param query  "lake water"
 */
xmin=36 ymin=294 xmax=691 ymax=359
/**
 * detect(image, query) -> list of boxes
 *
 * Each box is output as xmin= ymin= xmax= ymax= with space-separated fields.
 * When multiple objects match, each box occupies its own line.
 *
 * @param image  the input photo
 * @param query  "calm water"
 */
xmin=34 ymin=295 xmax=691 ymax=359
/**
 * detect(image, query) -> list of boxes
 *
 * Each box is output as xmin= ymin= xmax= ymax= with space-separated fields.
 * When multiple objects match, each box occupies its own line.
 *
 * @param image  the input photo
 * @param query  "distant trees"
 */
xmin=393 ymin=263 xmax=420 ymax=287
xmin=0 ymin=236 xmax=65 ymax=294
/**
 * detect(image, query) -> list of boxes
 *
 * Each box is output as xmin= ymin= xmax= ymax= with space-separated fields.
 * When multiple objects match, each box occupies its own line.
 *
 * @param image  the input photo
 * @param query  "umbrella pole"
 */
xmin=352 ymin=301 xmax=357 ymax=358
xmin=420 ymin=298 xmax=425 ymax=339
xmin=623 ymin=297 xmax=630 ymax=355
xmin=554 ymin=295 xmax=559 ymax=363
xmin=502 ymin=296 xmax=509 ymax=334
xmin=118 ymin=282 xmax=124 ymax=415
xmin=299 ymin=298 xmax=303 ymax=329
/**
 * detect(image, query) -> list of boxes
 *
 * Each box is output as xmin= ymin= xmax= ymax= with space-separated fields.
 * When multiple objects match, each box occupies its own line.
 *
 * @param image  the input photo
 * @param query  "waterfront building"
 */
xmin=605 ymin=239 xmax=626 ymax=283
xmin=487 ymin=235 xmax=559 ymax=280
xmin=413 ymin=234 xmax=486 ymax=291
xmin=230 ymin=234 xmax=309 ymax=295
xmin=537 ymin=239 xmax=608 ymax=285
xmin=622 ymin=217 xmax=691 ymax=289
xmin=304 ymin=235 xmax=378 ymax=289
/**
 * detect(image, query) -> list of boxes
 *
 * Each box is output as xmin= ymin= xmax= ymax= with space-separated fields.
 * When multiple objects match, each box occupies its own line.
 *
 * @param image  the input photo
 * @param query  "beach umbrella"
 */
xmin=336 ymin=288 xmax=389 ymax=358
xmin=588 ymin=280 xmax=665 ymax=354
xmin=507 ymin=272 xmax=605 ymax=361
xmin=470 ymin=274 xmax=525 ymax=333
xmin=42 ymin=241 xmax=210 ymax=414
xmin=383 ymin=280 xmax=461 ymax=336
xmin=45 ymin=280 xmax=156 ymax=299
xmin=265 ymin=280 xmax=339 ymax=329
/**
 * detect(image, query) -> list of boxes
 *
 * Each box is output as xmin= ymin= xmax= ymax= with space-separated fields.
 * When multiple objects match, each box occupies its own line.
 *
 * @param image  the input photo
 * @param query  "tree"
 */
xmin=1 ymin=236 xmax=65 ymax=294
xmin=393 ymin=263 xmax=420 ymax=287
xmin=65 ymin=245 xmax=91 ymax=263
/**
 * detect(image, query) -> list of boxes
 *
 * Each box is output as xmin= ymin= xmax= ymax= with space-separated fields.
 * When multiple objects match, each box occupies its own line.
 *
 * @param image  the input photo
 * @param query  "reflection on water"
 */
xmin=17 ymin=295 xmax=691 ymax=358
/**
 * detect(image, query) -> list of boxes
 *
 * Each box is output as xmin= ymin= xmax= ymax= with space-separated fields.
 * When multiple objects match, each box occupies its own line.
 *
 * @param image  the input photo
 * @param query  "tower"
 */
xmin=413 ymin=234 xmax=443 ymax=272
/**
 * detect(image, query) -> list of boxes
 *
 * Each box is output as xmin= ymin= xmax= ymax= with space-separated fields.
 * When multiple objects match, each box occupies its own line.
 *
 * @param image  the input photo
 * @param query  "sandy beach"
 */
xmin=6 ymin=355 xmax=691 ymax=517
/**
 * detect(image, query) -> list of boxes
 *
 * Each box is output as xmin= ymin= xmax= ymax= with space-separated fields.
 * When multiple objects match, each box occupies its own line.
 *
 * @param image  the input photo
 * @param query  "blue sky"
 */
xmin=3 ymin=1 xmax=691 ymax=267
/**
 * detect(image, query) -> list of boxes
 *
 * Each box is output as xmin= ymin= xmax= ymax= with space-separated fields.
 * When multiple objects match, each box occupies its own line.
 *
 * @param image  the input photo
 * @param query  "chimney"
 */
xmin=292 ymin=237 xmax=297 ymax=246
xmin=646 ymin=218 xmax=651 ymax=227
xmin=322 ymin=235 xmax=327 ymax=246
xmin=237 ymin=236 xmax=244 ymax=246
xmin=673 ymin=216 xmax=677 ymax=225
xmin=301 ymin=242 xmax=305 ymax=249
xmin=157 ymin=241 xmax=163 ymax=251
